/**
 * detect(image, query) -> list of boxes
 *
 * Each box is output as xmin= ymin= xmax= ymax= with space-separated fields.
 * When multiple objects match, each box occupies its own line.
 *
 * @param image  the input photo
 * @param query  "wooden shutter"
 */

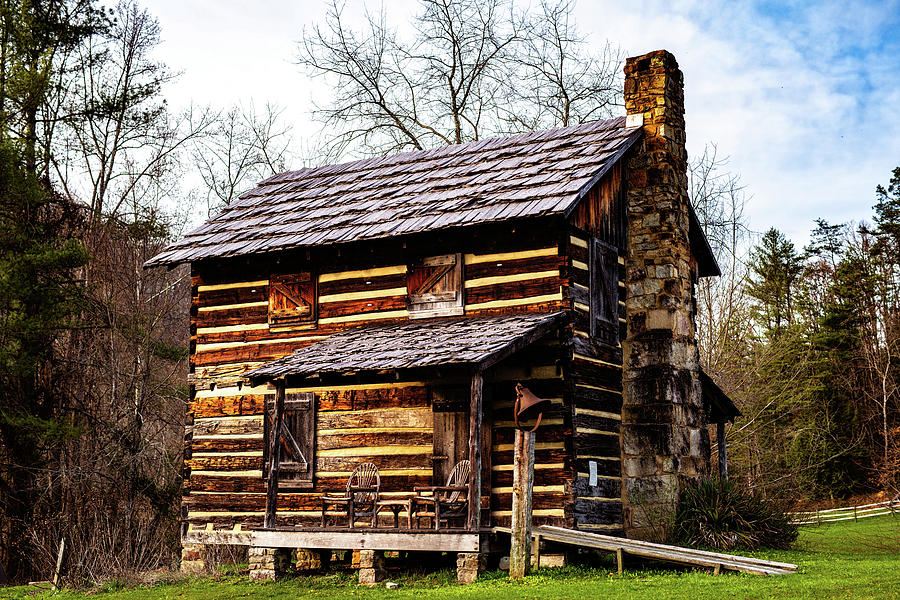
xmin=264 ymin=392 xmax=315 ymax=488
xmin=590 ymin=238 xmax=620 ymax=345
xmin=408 ymin=253 xmax=463 ymax=318
xmin=268 ymin=273 xmax=317 ymax=327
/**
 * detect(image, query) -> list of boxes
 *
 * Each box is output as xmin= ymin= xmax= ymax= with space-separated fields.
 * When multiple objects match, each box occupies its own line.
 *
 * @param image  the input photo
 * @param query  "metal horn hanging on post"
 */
xmin=514 ymin=383 xmax=551 ymax=432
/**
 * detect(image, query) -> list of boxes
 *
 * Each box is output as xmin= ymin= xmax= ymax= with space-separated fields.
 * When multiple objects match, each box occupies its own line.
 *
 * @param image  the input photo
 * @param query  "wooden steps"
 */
xmin=494 ymin=525 xmax=798 ymax=576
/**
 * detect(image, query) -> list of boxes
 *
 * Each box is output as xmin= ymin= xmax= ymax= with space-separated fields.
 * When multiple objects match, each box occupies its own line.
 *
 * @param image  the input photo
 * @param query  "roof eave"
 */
xmin=700 ymin=370 xmax=741 ymax=423
xmin=688 ymin=203 xmax=721 ymax=278
xmin=563 ymin=127 xmax=644 ymax=220
xmin=144 ymin=213 xmax=570 ymax=270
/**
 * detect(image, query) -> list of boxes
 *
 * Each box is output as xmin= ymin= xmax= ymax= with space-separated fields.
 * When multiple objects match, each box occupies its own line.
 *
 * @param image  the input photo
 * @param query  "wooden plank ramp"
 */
xmin=493 ymin=525 xmax=798 ymax=576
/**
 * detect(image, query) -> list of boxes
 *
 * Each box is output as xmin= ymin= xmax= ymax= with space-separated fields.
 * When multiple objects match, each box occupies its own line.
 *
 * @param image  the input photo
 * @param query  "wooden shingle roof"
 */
xmin=246 ymin=312 xmax=565 ymax=382
xmin=147 ymin=117 xmax=641 ymax=267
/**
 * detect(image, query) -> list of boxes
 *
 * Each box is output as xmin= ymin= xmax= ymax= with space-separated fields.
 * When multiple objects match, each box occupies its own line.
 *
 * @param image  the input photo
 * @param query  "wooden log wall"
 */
xmin=561 ymin=223 xmax=627 ymax=535
xmin=486 ymin=344 xmax=569 ymax=529
xmin=184 ymin=222 xmax=573 ymax=537
xmin=185 ymin=381 xmax=435 ymax=530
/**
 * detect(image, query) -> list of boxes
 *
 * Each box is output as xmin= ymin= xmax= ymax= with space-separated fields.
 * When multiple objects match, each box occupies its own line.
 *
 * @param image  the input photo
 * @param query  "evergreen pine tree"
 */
xmin=0 ymin=141 xmax=87 ymax=581
xmin=746 ymin=228 xmax=803 ymax=337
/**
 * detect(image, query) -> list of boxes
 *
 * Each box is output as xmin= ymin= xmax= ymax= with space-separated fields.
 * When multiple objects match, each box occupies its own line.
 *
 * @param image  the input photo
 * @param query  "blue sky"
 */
xmin=146 ymin=0 xmax=900 ymax=245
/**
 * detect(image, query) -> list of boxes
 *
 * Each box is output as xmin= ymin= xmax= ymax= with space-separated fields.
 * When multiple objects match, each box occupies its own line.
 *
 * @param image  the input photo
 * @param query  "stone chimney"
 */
xmin=621 ymin=50 xmax=710 ymax=541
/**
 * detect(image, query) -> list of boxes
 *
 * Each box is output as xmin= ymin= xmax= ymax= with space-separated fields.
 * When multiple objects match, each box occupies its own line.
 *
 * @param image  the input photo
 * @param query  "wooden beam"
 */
xmin=464 ymin=293 xmax=562 ymax=311
xmin=467 ymin=373 xmax=484 ymax=531
xmin=318 ymin=265 xmax=406 ymax=282
xmin=464 ymin=247 xmax=558 ymax=265
xmin=264 ymin=383 xmax=285 ymax=529
xmin=251 ymin=530 xmax=480 ymax=552
xmin=197 ymin=279 xmax=268 ymax=292
xmin=717 ymin=421 xmax=728 ymax=480
xmin=516 ymin=525 xmax=798 ymax=575
xmin=183 ymin=530 xmax=254 ymax=545
xmin=465 ymin=270 xmax=559 ymax=289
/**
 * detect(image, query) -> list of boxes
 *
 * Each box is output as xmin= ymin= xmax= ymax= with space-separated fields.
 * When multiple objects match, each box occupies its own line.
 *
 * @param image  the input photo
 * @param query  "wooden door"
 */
xmin=431 ymin=387 xmax=469 ymax=484
xmin=264 ymin=392 xmax=315 ymax=489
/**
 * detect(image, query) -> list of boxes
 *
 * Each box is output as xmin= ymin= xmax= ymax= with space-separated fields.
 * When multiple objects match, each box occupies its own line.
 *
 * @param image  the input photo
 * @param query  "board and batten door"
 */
xmin=431 ymin=387 xmax=470 ymax=484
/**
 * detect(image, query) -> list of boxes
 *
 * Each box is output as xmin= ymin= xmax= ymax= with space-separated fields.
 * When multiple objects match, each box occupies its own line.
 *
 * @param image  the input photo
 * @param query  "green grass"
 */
xmin=3 ymin=515 xmax=899 ymax=600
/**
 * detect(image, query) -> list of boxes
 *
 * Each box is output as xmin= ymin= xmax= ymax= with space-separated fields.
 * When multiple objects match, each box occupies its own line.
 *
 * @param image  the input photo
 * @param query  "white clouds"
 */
xmin=573 ymin=0 xmax=900 ymax=242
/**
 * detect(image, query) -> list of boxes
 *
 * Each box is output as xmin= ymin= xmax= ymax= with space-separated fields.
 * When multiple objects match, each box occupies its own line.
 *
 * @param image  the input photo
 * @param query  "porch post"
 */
xmin=264 ymin=381 xmax=285 ymax=529
xmin=509 ymin=427 xmax=535 ymax=578
xmin=717 ymin=421 xmax=728 ymax=480
xmin=467 ymin=372 xmax=484 ymax=531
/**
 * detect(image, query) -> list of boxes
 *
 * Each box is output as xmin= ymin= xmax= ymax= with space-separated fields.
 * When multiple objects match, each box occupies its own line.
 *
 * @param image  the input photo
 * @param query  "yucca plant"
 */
xmin=670 ymin=477 xmax=798 ymax=551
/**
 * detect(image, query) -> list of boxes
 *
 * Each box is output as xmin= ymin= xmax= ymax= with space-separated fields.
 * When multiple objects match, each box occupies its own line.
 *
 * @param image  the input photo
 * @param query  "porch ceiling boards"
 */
xmin=146 ymin=118 xmax=641 ymax=267
xmin=246 ymin=312 xmax=565 ymax=382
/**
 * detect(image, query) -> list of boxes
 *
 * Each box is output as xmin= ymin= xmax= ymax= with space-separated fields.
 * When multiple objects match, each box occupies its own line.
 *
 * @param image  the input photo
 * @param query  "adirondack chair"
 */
xmin=321 ymin=462 xmax=381 ymax=528
xmin=411 ymin=460 xmax=471 ymax=530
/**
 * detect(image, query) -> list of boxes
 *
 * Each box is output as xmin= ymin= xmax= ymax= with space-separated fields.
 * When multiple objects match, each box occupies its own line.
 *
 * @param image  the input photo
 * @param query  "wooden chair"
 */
xmin=412 ymin=460 xmax=471 ymax=530
xmin=321 ymin=462 xmax=380 ymax=528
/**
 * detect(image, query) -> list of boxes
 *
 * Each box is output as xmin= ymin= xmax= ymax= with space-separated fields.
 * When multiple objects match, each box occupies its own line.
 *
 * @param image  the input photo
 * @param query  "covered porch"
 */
xmin=237 ymin=312 xmax=565 ymax=582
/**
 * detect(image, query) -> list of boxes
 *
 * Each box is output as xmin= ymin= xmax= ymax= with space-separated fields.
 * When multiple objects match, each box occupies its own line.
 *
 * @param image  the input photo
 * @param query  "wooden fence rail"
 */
xmin=789 ymin=499 xmax=897 ymax=525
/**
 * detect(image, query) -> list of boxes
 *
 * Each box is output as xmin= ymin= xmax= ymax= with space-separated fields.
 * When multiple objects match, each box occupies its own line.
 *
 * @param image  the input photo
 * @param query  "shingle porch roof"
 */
xmin=245 ymin=312 xmax=565 ymax=382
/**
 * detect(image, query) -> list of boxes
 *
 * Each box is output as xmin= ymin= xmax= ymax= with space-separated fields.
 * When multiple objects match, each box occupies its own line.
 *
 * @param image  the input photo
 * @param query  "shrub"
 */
xmin=670 ymin=477 xmax=798 ymax=551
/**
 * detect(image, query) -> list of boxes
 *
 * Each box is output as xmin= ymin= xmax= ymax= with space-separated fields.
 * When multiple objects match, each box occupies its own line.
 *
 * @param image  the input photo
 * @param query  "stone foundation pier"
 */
xmin=248 ymin=547 xmax=292 ymax=581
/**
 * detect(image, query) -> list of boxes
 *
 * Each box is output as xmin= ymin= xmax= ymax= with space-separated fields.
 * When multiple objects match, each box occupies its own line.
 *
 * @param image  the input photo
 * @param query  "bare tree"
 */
xmin=498 ymin=0 xmax=621 ymax=132
xmin=849 ymin=227 xmax=900 ymax=469
xmin=2 ymin=1 xmax=197 ymax=582
xmin=297 ymin=0 xmax=621 ymax=157
xmin=50 ymin=0 xmax=213 ymax=232
xmin=690 ymin=145 xmax=752 ymax=373
xmin=192 ymin=102 xmax=294 ymax=215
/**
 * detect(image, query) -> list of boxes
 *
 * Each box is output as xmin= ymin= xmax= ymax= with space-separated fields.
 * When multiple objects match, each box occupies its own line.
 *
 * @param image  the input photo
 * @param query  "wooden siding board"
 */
xmin=574 ymin=458 xmax=621 ymax=478
xmin=465 ymin=255 xmax=564 ymax=280
xmin=573 ymin=477 xmax=621 ymax=499
xmin=561 ymin=215 xmax=627 ymax=529
xmin=464 ymin=278 xmax=561 ymax=306
xmin=573 ymin=433 xmax=620 ymax=457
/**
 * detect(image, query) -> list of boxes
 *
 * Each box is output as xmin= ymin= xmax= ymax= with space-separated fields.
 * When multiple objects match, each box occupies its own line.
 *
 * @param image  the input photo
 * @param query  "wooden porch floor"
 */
xmin=184 ymin=527 xmax=484 ymax=552
xmin=252 ymin=527 xmax=481 ymax=552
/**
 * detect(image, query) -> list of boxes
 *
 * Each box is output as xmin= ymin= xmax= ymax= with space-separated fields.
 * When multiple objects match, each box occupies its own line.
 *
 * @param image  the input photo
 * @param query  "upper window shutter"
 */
xmin=269 ymin=273 xmax=317 ymax=327
xmin=408 ymin=253 xmax=463 ymax=318
xmin=264 ymin=392 xmax=315 ymax=488
xmin=590 ymin=238 xmax=620 ymax=344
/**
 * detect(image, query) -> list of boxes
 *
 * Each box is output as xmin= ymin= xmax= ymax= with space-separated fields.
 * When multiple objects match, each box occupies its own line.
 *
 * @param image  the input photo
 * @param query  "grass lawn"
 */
xmin=4 ymin=515 xmax=898 ymax=600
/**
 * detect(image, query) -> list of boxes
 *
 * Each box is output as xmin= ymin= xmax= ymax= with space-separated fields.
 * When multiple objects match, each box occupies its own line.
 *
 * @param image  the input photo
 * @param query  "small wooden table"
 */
xmin=376 ymin=498 xmax=413 ymax=528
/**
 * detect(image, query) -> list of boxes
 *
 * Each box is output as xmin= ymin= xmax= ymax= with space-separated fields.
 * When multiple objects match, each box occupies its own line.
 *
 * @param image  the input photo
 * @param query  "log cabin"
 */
xmin=147 ymin=49 xmax=739 ymax=582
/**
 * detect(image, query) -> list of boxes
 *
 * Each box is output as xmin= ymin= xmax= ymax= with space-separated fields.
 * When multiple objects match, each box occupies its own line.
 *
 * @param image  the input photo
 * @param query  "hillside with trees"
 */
xmin=710 ymin=169 xmax=900 ymax=502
